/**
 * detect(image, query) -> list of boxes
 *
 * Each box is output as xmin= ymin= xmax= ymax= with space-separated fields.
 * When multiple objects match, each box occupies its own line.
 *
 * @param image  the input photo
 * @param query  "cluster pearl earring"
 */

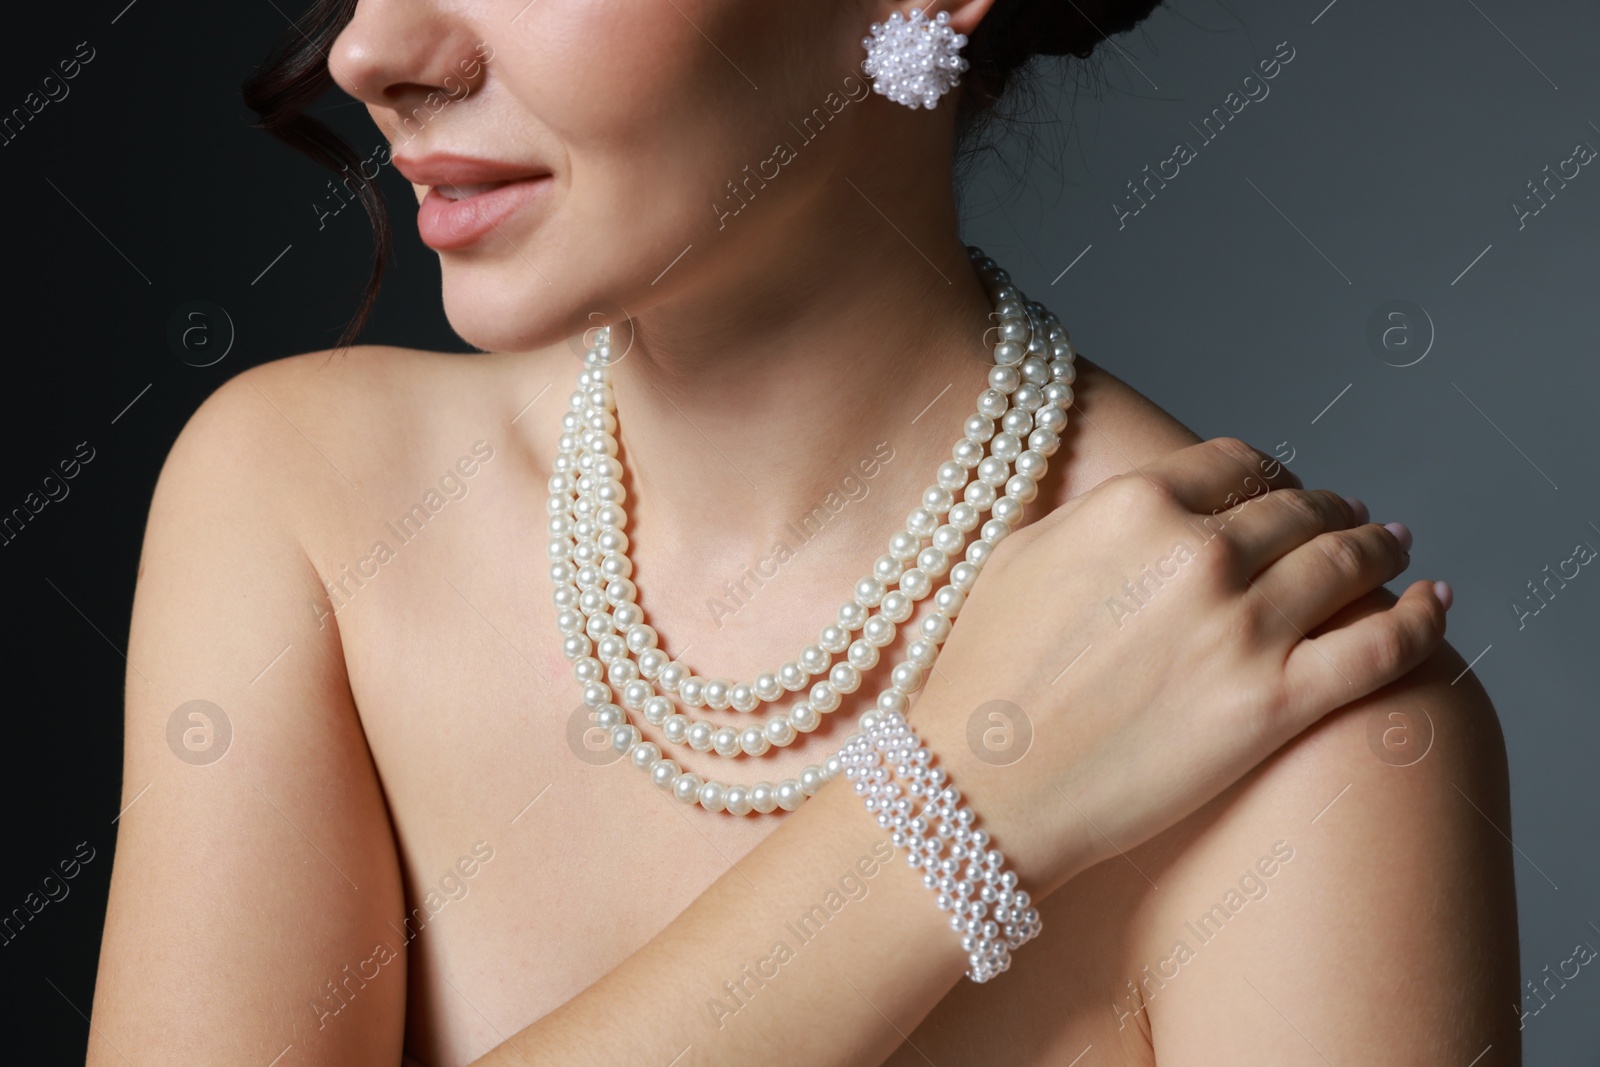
xmin=861 ymin=7 xmax=969 ymax=110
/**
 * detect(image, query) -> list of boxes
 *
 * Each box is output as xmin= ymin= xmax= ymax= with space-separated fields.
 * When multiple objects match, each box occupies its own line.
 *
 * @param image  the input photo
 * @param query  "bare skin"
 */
xmin=87 ymin=343 xmax=1517 ymax=1066
xmin=86 ymin=0 xmax=1518 ymax=1061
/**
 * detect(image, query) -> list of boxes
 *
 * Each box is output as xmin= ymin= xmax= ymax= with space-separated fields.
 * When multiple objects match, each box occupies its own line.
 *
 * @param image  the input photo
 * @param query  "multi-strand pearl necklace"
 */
xmin=546 ymin=247 xmax=1077 ymax=815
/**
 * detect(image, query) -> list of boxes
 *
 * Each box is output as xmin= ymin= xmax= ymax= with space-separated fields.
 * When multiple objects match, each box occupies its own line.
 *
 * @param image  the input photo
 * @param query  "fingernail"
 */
xmin=1343 ymin=496 xmax=1369 ymax=524
xmin=1400 ymin=549 xmax=1411 ymax=569
xmin=1432 ymin=580 xmax=1453 ymax=611
xmin=1383 ymin=522 xmax=1413 ymax=552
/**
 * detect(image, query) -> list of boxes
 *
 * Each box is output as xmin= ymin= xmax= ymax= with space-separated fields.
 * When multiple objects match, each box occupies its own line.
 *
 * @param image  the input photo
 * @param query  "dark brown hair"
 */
xmin=242 ymin=0 xmax=1164 ymax=352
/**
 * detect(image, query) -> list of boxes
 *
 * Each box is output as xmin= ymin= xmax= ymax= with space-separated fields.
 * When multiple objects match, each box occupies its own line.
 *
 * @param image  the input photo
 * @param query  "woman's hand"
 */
xmin=913 ymin=436 xmax=1449 ymax=898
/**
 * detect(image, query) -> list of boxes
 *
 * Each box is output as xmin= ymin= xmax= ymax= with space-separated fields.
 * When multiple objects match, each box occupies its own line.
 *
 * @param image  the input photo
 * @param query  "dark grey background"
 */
xmin=1 ymin=0 xmax=1593 ymax=1061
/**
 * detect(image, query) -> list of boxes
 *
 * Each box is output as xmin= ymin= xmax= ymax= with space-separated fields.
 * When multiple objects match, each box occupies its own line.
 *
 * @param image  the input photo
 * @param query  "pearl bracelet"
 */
xmin=839 ymin=708 xmax=1042 ymax=982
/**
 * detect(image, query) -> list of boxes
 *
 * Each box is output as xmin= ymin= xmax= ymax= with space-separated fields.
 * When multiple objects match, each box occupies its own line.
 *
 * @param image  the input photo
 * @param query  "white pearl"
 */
xmin=686 ymin=720 xmax=714 ymax=752
xmin=872 ymin=554 xmax=904 ymax=584
xmin=809 ymin=681 xmax=842 ymax=713
xmin=740 ymin=726 xmax=770 ymax=757
xmin=980 ymin=519 xmax=1010 ymax=545
xmin=594 ymin=704 xmax=622 ymax=728
xmin=713 ymin=726 xmax=741 ymax=757
xmin=934 ymin=586 xmax=966 ymax=617
xmin=651 ymin=759 xmax=681 ymax=789
xmin=673 ymin=773 xmax=703 ymax=803
xmin=879 ymin=590 xmax=914 ymax=623
xmin=1028 ymin=427 xmax=1060 ymax=456
xmin=906 ymin=508 xmax=938 ymax=537
xmin=663 ymin=714 xmax=690 ymax=744
xmin=937 ymin=461 xmax=967 ymax=489
xmin=962 ymin=479 xmax=997 ymax=509
xmin=854 ymin=576 xmax=886 ymax=608
xmin=638 ymin=648 xmax=668 ymax=678
xmin=755 ymin=672 xmax=783 ymax=701
xmin=704 ymin=678 xmax=732 ymax=710
xmin=921 ymin=485 xmax=954 ymax=514
xmin=917 ymin=546 xmax=950 ymax=577
xmin=611 ymin=724 xmax=639 ymax=751
xmin=891 ymin=663 xmax=925 ymax=693
xmin=698 ymin=780 xmax=727 ymax=812
xmin=992 ymin=341 xmax=1024 ymax=366
xmin=1014 ymin=449 xmax=1046 ymax=479
xmin=657 ymin=662 xmax=687 ymax=692
xmin=863 ymin=615 xmax=896 ymax=647
xmin=739 ymin=782 xmax=774 ymax=814
xmin=790 ymin=702 xmax=821 ymax=732
xmin=838 ymin=602 xmax=867 ymax=630
xmin=907 ymin=638 xmax=939 ymax=668
xmin=643 ymin=696 xmax=673 ymax=724
xmin=730 ymin=684 xmax=758 ymax=713
xmin=724 ymin=786 xmax=753 ymax=816
xmin=630 ymin=740 xmax=661 ymax=769
xmin=765 ymin=718 xmax=797 ymax=747
xmin=820 ymin=625 xmax=851 ymax=653
xmin=800 ymin=766 xmax=824 ymax=795
xmin=679 ymin=677 xmax=706 ymax=707
xmin=776 ymin=779 xmax=804 ymax=811
xmin=952 ymin=438 xmax=983 ymax=468
xmin=829 ymin=662 xmax=862 ymax=693
xmin=800 ymin=644 xmax=829 ymax=674
xmin=844 ymin=639 xmax=883 ymax=671
xmin=1005 ymin=474 xmax=1038 ymax=503
xmin=1036 ymin=406 xmax=1067 ymax=433
xmin=889 ymin=531 xmax=920 ymax=560
xmin=993 ymin=496 xmax=1024 ymax=525
xmin=1001 ymin=408 xmax=1033 ymax=437
xmin=930 ymin=522 xmax=964 ymax=555
xmin=779 ymin=661 xmax=808 ymax=691
xmin=900 ymin=568 xmax=932 ymax=599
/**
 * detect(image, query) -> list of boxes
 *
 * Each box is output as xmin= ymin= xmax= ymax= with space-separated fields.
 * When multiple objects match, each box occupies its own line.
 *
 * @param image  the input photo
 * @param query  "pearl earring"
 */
xmin=861 ymin=7 xmax=969 ymax=110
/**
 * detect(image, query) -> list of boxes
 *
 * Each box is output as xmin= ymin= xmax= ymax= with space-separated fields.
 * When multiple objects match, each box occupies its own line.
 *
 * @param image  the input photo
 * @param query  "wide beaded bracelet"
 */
xmin=838 ymin=708 xmax=1042 ymax=982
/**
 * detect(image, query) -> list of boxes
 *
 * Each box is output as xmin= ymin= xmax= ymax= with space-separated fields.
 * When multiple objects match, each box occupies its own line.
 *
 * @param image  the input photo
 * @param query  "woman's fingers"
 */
xmin=1138 ymin=436 xmax=1301 ymax=515
xmin=1205 ymin=487 xmax=1360 ymax=576
xmin=1281 ymin=579 xmax=1447 ymax=721
xmin=1248 ymin=521 xmax=1410 ymax=637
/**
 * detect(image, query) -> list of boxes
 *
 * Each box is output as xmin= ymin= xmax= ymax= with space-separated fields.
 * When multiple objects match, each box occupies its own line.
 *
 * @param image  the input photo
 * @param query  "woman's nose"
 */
xmin=329 ymin=0 xmax=487 ymax=111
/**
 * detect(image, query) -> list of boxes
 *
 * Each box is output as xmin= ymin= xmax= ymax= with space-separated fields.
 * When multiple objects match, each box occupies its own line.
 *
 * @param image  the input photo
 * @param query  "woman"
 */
xmin=87 ymin=0 xmax=1518 ymax=1064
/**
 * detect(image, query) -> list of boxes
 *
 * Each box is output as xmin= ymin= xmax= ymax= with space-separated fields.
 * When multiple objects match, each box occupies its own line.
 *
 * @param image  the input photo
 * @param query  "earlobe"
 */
xmin=938 ymin=0 xmax=1002 ymax=38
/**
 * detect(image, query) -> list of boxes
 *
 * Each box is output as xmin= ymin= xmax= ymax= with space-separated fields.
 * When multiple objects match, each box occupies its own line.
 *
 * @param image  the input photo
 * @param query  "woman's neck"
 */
xmin=605 ymin=212 xmax=999 ymax=570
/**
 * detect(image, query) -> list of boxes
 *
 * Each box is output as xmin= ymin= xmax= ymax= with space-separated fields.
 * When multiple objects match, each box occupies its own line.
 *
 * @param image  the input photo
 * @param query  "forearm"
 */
xmin=469 ymin=766 xmax=978 ymax=1066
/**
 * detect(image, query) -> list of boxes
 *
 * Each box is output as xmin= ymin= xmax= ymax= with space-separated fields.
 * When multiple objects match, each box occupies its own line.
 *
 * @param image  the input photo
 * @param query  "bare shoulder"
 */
xmin=1044 ymin=356 xmax=1518 ymax=1061
xmin=1114 ymin=613 xmax=1519 ymax=1062
xmin=1047 ymin=354 xmax=1203 ymax=505
xmin=161 ymin=343 xmax=560 ymax=540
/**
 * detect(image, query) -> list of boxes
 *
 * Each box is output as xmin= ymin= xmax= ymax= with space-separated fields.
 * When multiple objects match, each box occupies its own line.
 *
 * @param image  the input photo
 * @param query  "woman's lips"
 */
xmin=415 ymin=175 xmax=552 ymax=251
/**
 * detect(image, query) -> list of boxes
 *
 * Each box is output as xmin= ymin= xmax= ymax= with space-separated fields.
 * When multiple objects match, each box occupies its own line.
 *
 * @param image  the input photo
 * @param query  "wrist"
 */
xmin=902 ymin=684 xmax=1096 ymax=902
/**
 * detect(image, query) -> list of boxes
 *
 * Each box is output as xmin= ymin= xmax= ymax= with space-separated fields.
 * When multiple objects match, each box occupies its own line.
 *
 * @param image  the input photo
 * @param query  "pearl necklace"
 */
xmin=546 ymin=247 xmax=1078 ymax=815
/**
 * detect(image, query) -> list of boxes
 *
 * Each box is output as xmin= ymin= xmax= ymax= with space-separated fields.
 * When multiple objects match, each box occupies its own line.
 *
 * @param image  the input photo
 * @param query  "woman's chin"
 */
xmin=440 ymin=288 xmax=566 ymax=356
